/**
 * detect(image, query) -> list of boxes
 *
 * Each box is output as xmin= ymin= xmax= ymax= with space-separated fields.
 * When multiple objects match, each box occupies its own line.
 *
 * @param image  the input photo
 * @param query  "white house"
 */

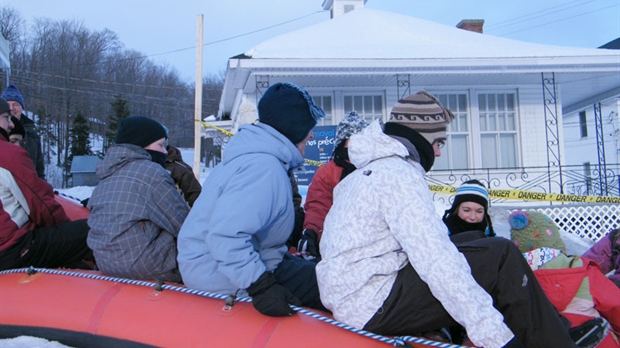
xmin=560 ymin=36 xmax=620 ymax=197
xmin=216 ymin=0 xmax=620 ymax=197
xmin=562 ymin=96 xmax=619 ymax=195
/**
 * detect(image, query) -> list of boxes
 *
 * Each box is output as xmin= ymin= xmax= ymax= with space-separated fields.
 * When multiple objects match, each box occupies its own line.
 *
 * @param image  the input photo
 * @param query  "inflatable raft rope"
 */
xmin=0 ymin=267 xmax=468 ymax=348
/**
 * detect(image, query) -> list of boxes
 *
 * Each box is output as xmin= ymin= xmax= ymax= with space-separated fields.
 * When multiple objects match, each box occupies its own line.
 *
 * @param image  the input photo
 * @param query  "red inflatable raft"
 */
xmin=0 ymin=268 xmax=468 ymax=348
xmin=0 ymin=194 xmax=466 ymax=347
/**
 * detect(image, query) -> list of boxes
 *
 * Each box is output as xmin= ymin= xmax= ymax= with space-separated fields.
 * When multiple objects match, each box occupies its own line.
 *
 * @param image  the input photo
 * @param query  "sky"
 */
xmin=2 ymin=0 xmax=619 ymax=82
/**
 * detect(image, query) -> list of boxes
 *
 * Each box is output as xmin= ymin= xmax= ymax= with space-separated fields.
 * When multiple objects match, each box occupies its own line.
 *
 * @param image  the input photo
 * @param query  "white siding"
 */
xmin=517 ymin=85 xmax=562 ymax=168
xmin=564 ymin=98 xmax=620 ymax=166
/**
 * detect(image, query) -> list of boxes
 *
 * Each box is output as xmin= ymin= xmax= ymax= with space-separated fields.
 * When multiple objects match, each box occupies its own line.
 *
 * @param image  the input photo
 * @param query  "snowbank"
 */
xmin=0 ymin=336 xmax=72 ymax=348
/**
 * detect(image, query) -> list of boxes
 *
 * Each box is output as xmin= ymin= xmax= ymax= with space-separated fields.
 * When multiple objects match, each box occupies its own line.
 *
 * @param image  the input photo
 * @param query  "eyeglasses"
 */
xmin=433 ymin=139 xmax=446 ymax=149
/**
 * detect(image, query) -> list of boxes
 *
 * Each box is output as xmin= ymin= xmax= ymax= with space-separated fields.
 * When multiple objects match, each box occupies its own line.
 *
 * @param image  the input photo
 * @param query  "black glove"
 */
xmin=296 ymin=229 xmax=319 ymax=259
xmin=502 ymin=337 xmax=525 ymax=348
xmin=247 ymin=272 xmax=302 ymax=317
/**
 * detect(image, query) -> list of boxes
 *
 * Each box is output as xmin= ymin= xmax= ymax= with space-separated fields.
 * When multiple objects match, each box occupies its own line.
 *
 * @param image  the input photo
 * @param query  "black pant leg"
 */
xmin=363 ymin=263 xmax=458 ymax=336
xmin=14 ymin=219 xmax=91 ymax=269
xmin=364 ymin=237 xmax=576 ymax=348
xmin=457 ymin=237 xmax=576 ymax=348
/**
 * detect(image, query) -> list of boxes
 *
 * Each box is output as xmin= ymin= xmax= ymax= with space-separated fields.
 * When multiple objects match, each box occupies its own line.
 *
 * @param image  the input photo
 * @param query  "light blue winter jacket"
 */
xmin=177 ymin=122 xmax=304 ymax=294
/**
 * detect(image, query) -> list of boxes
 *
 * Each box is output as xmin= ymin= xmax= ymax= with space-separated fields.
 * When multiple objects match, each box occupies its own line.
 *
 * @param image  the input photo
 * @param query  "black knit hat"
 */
xmin=115 ymin=116 xmax=167 ymax=147
xmin=0 ymin=98 xmax=10 ymax=116
xmin=258 ymin=82 xmax=325 ymax=145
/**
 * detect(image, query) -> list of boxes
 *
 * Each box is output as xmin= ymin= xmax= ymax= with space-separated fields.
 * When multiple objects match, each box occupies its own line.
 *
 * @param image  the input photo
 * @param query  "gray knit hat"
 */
xmin=389 ymin=91 xmax=455 ymax=146
xmin=334 ymin=111 xmax=369 ymax=148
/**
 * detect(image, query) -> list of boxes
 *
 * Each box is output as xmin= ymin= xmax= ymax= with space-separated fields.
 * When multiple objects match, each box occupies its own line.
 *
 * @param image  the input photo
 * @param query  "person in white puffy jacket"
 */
xmin=316 ymin=91 xmax=577 ymax=348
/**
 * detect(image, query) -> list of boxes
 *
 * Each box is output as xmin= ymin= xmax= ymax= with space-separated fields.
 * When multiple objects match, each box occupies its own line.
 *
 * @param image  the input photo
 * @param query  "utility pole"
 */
xmin=193 ymin=14 xmax=204 ymax=180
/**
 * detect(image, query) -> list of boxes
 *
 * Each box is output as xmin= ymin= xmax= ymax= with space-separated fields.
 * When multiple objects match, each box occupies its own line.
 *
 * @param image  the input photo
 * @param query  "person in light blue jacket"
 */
xmin=177 ymin=82 xmax=326 ymax=317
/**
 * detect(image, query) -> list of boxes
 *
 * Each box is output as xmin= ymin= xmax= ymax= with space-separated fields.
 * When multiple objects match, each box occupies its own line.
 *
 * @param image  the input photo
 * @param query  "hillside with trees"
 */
xmin=0 ymin=6 xmax=224 ymax=187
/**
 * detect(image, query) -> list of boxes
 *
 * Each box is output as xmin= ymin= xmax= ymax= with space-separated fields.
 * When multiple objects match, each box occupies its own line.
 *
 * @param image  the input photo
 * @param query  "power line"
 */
xmin=485 ymin=0 xmax=600 ymax=31
xmin=18 ymin=10 xmax=326 ymax=72
xmin=493 ymin=3 xmax=619 ymax=37
xmin=11 ymin=68 xmax=225 ymax=92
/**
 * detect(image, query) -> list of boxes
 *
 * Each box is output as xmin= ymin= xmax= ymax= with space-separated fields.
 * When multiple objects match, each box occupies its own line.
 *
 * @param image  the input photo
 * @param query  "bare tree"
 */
xmin=4 ymin=8 xmax=221 ymax=186
xmin=0 ymin=6 xmax=25 ymax=44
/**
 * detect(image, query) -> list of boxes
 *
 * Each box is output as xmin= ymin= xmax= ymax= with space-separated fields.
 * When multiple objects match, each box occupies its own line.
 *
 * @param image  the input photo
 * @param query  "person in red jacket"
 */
xmin=0 ymin=98 xmax=91 ymax=271
xmin=297 ymin=112 xmax=368 ymax=259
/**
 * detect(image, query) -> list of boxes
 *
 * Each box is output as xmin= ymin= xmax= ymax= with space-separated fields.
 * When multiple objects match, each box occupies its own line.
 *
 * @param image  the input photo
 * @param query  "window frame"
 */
xmin=579 ymin=111 xmax=588 ymax=138
xmin=432 ymin=92 xmax=471 ymax=170
xmin=312 ymin=94 xmax=334 ymax=126
xmin=476 ymin=91 xmax=520 ymax=169
xmin=342 ymin=92 xmax=385 ymax=124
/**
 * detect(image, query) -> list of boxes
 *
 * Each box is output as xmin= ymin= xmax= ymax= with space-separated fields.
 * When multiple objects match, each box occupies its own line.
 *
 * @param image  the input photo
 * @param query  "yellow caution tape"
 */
xmin=304 ymin=159 xmax=324 ymax=167
xmin=197 ymin=120 xmax=235 ymax=137
xmin=198 ymin=121 xmax=326 ymax=168
xmin=429 ymin=184 xmax=620 ymax=203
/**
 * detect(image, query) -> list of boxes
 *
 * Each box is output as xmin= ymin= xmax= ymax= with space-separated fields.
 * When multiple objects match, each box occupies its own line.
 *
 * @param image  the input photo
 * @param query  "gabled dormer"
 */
xmin=322 ymin=0 xmax=367 ymax=19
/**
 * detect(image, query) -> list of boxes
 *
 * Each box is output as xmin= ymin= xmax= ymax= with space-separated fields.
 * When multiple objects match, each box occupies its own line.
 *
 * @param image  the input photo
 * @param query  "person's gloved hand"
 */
xmin=502 ymin=336 xmax=525 ymax=348
xmin=247 ymin=272 xmax=302 ymax=317
xmin=297 ymin=229 xmax=319 ymax=259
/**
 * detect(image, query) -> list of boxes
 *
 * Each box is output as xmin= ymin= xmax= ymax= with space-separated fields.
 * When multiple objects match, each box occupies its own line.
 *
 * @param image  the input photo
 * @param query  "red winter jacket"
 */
xmin=534 ymin=255 xmax=620 ymax=347
xmin=303 ymin=159 xmax=343 ymax=239
xmin=0 ymin=136 xmax=69 ymax=251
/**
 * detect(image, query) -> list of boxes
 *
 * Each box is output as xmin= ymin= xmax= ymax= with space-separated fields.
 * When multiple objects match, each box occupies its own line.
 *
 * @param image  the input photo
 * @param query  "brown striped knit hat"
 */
xmin=389 ymin=91 xmax=455 ymax=146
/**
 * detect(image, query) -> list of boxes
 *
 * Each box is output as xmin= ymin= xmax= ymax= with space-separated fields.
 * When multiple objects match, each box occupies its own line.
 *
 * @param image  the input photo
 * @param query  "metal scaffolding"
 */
xmin=541 ymin=72 xmax=564 ymax=194
xmin=396 ymin=74 xmax=411 ymax=101
xmin=593 ymin=102 xmax=609 ymax=195
xmin=254 ymin=75 xmax=270 ymax=104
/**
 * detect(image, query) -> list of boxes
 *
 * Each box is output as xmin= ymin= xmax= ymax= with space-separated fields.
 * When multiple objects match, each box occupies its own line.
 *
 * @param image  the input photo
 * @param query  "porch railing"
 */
xmin=426 ymin=163 xmax=620 ymax=205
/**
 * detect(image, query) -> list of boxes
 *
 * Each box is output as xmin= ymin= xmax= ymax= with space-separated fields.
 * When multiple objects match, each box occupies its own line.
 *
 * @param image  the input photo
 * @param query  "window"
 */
xmin=343 ymin=94 xmax=383 ymax=123
xmin=312 ymin=95 xmax=333 ymax=126
xmin=344 ymin=4 xmax=355 ymax=13
xmin=478 ymin=93 xmax=518 ymax=169
xmin=579 ymin=111 xmax=588 ymax=138
xmin=433 ymin=93 xmax=469 ymax=170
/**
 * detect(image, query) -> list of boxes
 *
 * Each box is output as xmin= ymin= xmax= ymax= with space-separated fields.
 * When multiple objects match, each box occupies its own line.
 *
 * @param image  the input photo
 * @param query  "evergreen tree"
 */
xmin=69 ymin=112 xmax=92 ymax=158
xmin=105 ymin=95 xmax=130 ymax=152
xmin=65 ymin=112 xmax=93 ymax=177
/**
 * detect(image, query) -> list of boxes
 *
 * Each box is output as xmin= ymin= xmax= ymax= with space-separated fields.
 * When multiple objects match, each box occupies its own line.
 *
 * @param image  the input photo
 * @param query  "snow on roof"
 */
xmin=245 ymin=8 xmax=619 ymax=60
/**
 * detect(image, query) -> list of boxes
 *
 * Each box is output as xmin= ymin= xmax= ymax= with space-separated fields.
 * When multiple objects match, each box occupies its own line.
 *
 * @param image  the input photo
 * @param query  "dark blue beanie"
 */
xmin=115 ymin=116 xmax=167 ymax=147
xmin=1 ymin=84 xmax=25 ymax=110
xmin=258 ymin=82 xmax=325 ymax=144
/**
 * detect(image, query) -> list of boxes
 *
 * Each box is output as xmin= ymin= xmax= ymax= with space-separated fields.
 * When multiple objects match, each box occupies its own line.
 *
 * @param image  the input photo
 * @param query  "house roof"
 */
xmin=221 ymin=8 xmax=620 ymax=118
xmin=245 ymin=9 xmax=616 ymax=61
xmin=70 ymin=156 xmax=101 ymax=173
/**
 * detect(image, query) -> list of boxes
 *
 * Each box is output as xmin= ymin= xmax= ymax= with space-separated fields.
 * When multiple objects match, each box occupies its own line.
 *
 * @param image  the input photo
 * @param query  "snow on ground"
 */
xmin=0 ymin=336 xmax=72 ymax=348
xmin=55 ymin=148 xmax=209 ymax=201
